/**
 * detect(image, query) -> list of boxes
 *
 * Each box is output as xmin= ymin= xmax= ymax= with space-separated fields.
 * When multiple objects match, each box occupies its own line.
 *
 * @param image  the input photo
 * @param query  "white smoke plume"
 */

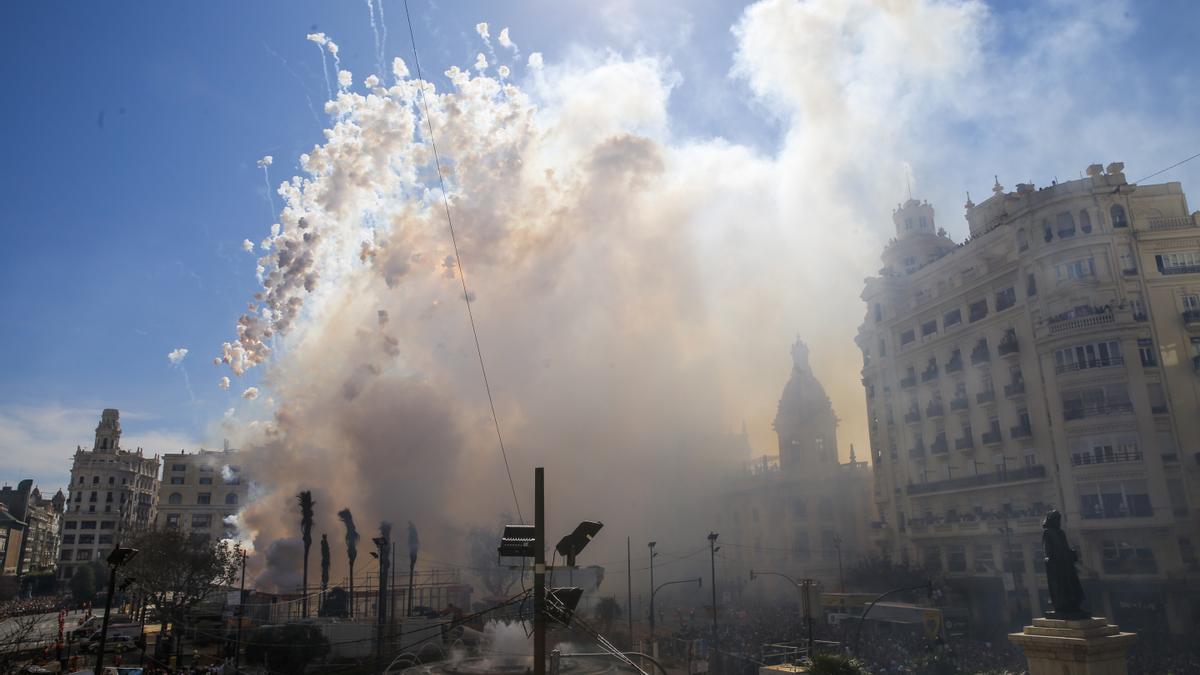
xmin=241 ymin=387 xmax=259 ymax=400
xmin=219 ymin=376 xmax=231 ymax=391
xmin=221 ymin=0 xmax=1164 ymax=590
xmin=473 ymin=53 xmax=488 ymax=72
xmin=364 ymin=0 xmax=384 ymax=76
xmin=242 ymin=239 xmax=254 ymax=252
xmin=167 ymin=348 xmax=189 ymax=365
xmin=305 ymin=32 xmax=332 ymax=101
xmin=498 ymin=27 xmax=516 ymax=52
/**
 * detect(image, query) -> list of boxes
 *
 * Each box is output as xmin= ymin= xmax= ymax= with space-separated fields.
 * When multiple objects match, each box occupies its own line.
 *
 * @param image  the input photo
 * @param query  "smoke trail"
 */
xmin=257 ymin=155 xmax=275 ymax=219
xmin=262 ymin=41 xmax=323 ymax=127
xmin=364 ymin=0 xmax=383 ymax=76
xmin=376 ymin=0 xmax=388 ymax=75
xmin=327 ymin=41 xmax=341 ymax=85
xmin=306 ymin=33 xmax=333 ymax=101
xmin=167 ymin=348 xmax=195 ymax=403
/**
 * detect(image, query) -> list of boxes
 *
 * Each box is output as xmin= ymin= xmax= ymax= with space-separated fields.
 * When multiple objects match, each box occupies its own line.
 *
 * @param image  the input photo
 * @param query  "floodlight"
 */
xmin=107 ymin=546 xmax=138 ymax=566
xmin=498 ymin=524 xmax=536 ymax=558
xmin=546 ymin=587 xmax=584 ymax=626
xmin=554 ymin=521 xmax=603 ymax=567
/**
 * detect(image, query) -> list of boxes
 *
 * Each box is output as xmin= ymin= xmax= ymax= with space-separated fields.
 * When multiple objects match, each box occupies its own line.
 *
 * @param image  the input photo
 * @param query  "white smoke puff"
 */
xmin=528 ymin=52 xmax=544 ymax=69
xmin=305 ymin=32 xmax=327 ymax=46
xmin=365 ymin=74 xmax=380 ymax=88
xmin=392 ymin=57 xmax=409 ymax=79
xmin=212 ymin=357 xmax=221 ymax=365
xmin=219 ymin=376 xmax=231 ymax=391
xmin=498 ymin=27 xmax=515 ymax=49
xmin=337 ymin=69 xmax=352 ymax=88
xmin=326 ymin=41 xmax=339 ymax=56
xmin=497 ymin=65 xmax=511 ymax=78
xmin=474 ymin=53 xmax=488 ymax=72
xmin=167 ymin=348 xmax=189 ymax=365
xmin=241 ymin=387 xmax=259 ymax=400
xmin=270 ymin=223 xmax=281 ymax=237
xmin=256 ymin=155 xmax=273 ymax=168
xmin=260 ymin=239 xmax=272 ymax=251
xmin=242 ymin=239 xmax=254 ymax=252
xmin=474 ymin=22 xmax=489 ymax=40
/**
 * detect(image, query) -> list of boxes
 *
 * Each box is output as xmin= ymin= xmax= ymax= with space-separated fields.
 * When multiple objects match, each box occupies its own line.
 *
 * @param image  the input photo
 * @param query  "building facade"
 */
xmin=858 ymin=163 xmax=1200 ymax=636
xmin=717 ymin=340 xmax=875 ymax=596
xmin=60 ymin=409 xmax=161 ymax=579
xmin=0 ymin=504 xmax=25 ymax=576
xmin=0 ymin=479 xmax=65 ymax=575
xmin=155 ymin=444 xmax=247 ymax=544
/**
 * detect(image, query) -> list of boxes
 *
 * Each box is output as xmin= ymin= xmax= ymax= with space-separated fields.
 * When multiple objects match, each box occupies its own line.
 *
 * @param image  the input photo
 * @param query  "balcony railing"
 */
xmin=926 ymin=402 xmax=944 ymax=418
xmin=954 ymin=436 xmax=974 ymax=451
xmin=1048 ymin=309 xmax=1115 ymax=335
xmin=982 ymin=429 xmax=1003 ymax=445
xmin=998 ymin=338 xmax=1019 ymax=357
xmin=946 ymin=357 xmax=963 ymax=373
xmin=950 ymin=397 xmax=969 ymax=412
xmin=1055 ymin=355 xmax=1124 ymax=374
xmin=1063 ymin=401 xmax=1134 ymax=421
xmin=900 ymin=375 xmax=917 ymax=389
xmin=904 ymin=410 xmax=921 ymax=424
xmin=930 ymin=436 xmax=948 ymax=454
xmin=971 ymin=347 xmax=992 ymax=365
xmin=976 ymin=390 xmax=996 ymax=405
xmin=1147 ymin=216 xmax=1196 ymax=231
xmin=1161 ymin=264 xmax=1200 ymax=276
xmin=906 ymin=464 xmax=1047 ymax=496
xmin=1183 ymin=309 xmax=1200 ymax=327
xmin=1004 ymin=382 xmax=1025 ymax=398
xmin=1010 ymin=423 xmax=1033 ymax=439
xmin=1071 ymin=450 xmax=1142 ymax=466
xmin=1102 ymin=559 xmax=1158 ymax=575
xmin=921 ymin=367 xmax=940 ymax=383
xmin=909 ymin=444 xmax=926 ymax=459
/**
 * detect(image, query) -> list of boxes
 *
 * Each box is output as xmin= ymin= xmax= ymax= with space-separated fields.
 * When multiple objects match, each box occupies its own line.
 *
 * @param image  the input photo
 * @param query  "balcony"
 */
xmin=1152 ymin=404 xmax=1169 ymax=415
xmin=1047 ymin=309 xmax=1115 ymax=336
xmin=976 ymin=390 xmax=996 ymax=405
xmin=900 ymin=374 xmax=917 ymax=389
xmin=906 ymin=464 xmax=1047 ymax=496
xmin=909 ymin=444 xmax=926 ymax=459
xmin=926 ymin=402 xmax=944 ymax=418
xmin=1055 ymin=355 xmax=1124 ymax=374
xmin=1161 ymin=265 xmax=1200 ymax=276
xmin=1010 ymin=423 xmax=1033 ymax=439
xmin=1102 ymin=559 xmax=1158 ymax=575
xmin=1071 ymin=450 xmax=1142 ymax=467
xmin=1147 ymin=216 xmax=1197 ymax=231
xmin=921 ymin=367 xmax=939 ymax=383
xmin=930 ymin=435 xmax=948 ymax=455
xmin=1004 ymin=381 xmax=1025 ymax=398
xmin=950 ymin=397 xmax=969 ymax=412
xmin=998 ymin=337 xmax=1020 ymax=357
xmin=1063 ymin=401 xmax=1134 ymax=421
xmin=1184 ymin=309 xmax=1200 ymax=329
xmin=970 ymin=346 xmax=992 ymax=366
xmin=982 ymin=428 xmax=1003 ymax=445
xmin=946 ymin=356 xmax=963 ymax=374
xmin=904 ymin=410 xmax=921 ymax=424
xmin=954 ymin=436 xmax=974 ymax=451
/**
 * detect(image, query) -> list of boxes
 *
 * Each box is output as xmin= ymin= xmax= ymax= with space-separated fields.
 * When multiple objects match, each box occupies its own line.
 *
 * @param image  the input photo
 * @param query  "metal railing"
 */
xmin=1048 ymin=310 xmax=1115 ymax=335
xmin=1162 ymin=264 xmax=1200 ymax=275
xmin=1071 ymin=450 xmax=1142 ymax=466
xmin=1146 ymin=216 xmax=1196 ymax=231
xmin=1063 ymin=401 xmax=1134 ymax=420
xmin=1055 ymin=356 xmax=1124 ymax=374
xmin=906 ymin=464 xmax=1046 ymax=496
xmin=976 ymin=390 xmax=996 ymax=404
xmin=1004 ymin=382 xmax=1025 ymax=397
xmin=950 ymin=397 xmax=969 ymax=411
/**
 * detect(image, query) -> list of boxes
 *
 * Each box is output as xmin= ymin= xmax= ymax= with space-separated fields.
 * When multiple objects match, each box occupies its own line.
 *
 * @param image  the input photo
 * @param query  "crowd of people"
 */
xmin=0 ymin=595 xmax=73 ymax=617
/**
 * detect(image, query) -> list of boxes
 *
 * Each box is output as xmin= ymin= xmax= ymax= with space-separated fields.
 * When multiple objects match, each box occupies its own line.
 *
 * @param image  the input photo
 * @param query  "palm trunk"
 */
xmin=302 ymin=546 xmax=311 ymax=617
xmin=349 ymin=562 xmax=355 ymax=617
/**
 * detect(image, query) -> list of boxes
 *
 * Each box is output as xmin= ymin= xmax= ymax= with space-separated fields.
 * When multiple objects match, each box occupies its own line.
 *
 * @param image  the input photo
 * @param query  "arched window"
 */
xmin=1079 ymin=209 xmax=1093 ymax=233
xmin=168 ymin=493 xmax=182 ymax=505
xmin=225 ymin=493 xmax=238 ymax=505
xmin=1110 ymin=204 xmax=1128 ymax=228
xmin=1056 ymin=212 xmax=1076 ymax=238
xmin=1017 ymin=229 xmax=1029 ymax=252
xmin=1043 ymin=219 xmax=1053 ymax=242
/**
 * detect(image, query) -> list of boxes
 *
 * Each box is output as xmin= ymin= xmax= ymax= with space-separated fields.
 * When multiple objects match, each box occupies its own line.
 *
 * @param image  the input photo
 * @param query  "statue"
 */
xmin=1042 ymin=510 xmax=1087 ymax=619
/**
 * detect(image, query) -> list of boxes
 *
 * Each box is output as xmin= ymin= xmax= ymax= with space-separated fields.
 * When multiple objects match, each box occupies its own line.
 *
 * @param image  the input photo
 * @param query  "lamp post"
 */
xmin=851 ymin=582 xmax=933 ymax=653
xmin=646 ymin=542 xmax=658 ymax=645
xmin=707 ymin=532 xmax=719 ymax=666
xmin=832 ymin=534 xmax=845 ymax=593
xmin=751 ymin=570 xmax=814 ymax=658
xmin=234 ymin=545 xmax=247 ymax=674
xmin=95 ymin=545 xmax=139 ymax=674
xmin=650 ymin=578 xmax=702 ymax=641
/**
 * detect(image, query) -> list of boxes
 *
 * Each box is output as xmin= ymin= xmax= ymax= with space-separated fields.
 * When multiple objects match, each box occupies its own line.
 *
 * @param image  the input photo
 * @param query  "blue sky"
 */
xmin=1 ymin=0 xmax=1198 ymax=492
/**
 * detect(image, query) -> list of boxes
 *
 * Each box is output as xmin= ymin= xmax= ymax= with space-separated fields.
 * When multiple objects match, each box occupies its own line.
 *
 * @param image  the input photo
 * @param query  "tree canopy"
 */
xmin=122 ymin=529 xmax=239 ymax=626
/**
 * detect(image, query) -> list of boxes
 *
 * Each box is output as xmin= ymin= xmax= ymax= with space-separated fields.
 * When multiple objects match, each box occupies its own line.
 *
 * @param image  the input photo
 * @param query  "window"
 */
xmin=1147 ymin=383 xmax=1167 ymax=414
xmin=1181 ymin=539 xmax=1198 ymax=567
xmin=64 ymin=521 xmax=77 ymax=530
xmin=995 ymin=287 xmax=1016 ymax=311
xmin=974 ymin=545 xmax=994 ymax=573
xmin=1055 ymin=257 xmax=1095 ymax=281
xmin=1080 ymin=480 xmax=1153 ymax=519
xmin=923 ymin=546 xmax=942 ymax=573
xmin=192 ymin=514 xmax=212 ymax=528
xmin=62 ymin=535 xmax=75 ymax=545
xmin=108 ymin=476 xmax=115 ymax=485
xmin=225 ymin=493 xmax=239 ymax=505
xmin=921 ymin=320 xmax=937 ymax=337
xmin=947 ymin=544 xmax=967 ymax=572
xmin=172 ymin=464 xmax=187 ymax=471
xmin=166 ymin=514 xmax=180 ymax=527
xmin=1119 ymin=246 xmax=1137 ymax=274
xmin=1101 ymin=539 xmax=1156 ymax=574
xmin=170 ymin=476 xmax=185 ymax=485
xmin=969 ymin=299 xmax=988 ymax=322
xmin=1155 ymin=251 xmax=1200 ymax=274
xmin=1017 ymin=229 xmax=1028 ymax=252
xmin=1062 ymin=383 xmax=1132 ymax=419
xmin=79 ymin=534 xmax=95 ymax=544
xmin=76 ymin=550 xmax=92 ymax=562
xmin=98 ymin=534 xmax=113 ymax=545
xmin=1026 ymin=273 xmax=1037 ymax=297
xmin=168 ymin=493 xmax=182 ymax=505
xmin=105 ymin=492 xmax=113 ymax=502
xmin=1184 ymin=294 xmax=1200 ymax=311
xmin=99 ymin=521 xmax=114 ymax=530
xmin=1110 ymin=204 xmax=1128 ymax=228
xmin=199 ymin=476 xmax=213 ymax=485
xmin=1054 ymin=340 xmax=1122 ymax=372
xmin=878 ymin=338 xmax=887 ymax=357
xmin=1043 ymin=219 xmax=1053 ymax=242
xmin=92 ymin=476 xmax=99 ymax=484
xmin=1131 ymin=295 xmax=1147 ymax=320
xmin=1167 ymin=479 xmax=1188 ymax=517
xmin=79 ymin=476 xmax=85 ymax=484
xmin=89 ymin=491 xmax=97 ymax=502
xmin=60 ymin=550 xmax=73 ymax=561
xmin=1138 ymin=339 xmax=1157 ymax=367
xmin=901 ymin=329 xmax=915 ymax=346
xmin=1079 ymin=209 xmax=1093 ymax=233
xmin=197 ymin=493 xmax=212 ymax=505
xmin=1056 ymin=212 xmax=1076 ymax=238
xmin=74 ymin=492 xmax=81 ymax=502
xmin=943 ymin=308 xmax=961 ymax=328
xmin=793 ymin=531 xmax=810 ymax=560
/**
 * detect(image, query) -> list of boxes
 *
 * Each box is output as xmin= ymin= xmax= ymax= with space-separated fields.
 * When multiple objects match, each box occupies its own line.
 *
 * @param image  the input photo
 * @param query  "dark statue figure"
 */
xmin=1042 ymin=510 xmax=1087 ymax=619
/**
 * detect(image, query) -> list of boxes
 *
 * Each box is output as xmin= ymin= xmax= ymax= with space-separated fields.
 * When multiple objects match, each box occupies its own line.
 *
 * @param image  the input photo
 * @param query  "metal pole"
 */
xmin=534 ymin=467 xmax=546 ymax=675
xmin=648 ymin=542 xmax=656 ymax=643
xmin=94 ymin=562 xmax=119 ymax=674
xmin=627 ymin=537 xmax=633 ymax=650
xmin=708 ymin=532 xmax=718 ymax=670
xmin=235 ymin=549 xmax=247 ymax=673
xmin=391 ymin=541 xmax=397 ymax=624
xmin=804 ymin=580 xmax=814 ymax=659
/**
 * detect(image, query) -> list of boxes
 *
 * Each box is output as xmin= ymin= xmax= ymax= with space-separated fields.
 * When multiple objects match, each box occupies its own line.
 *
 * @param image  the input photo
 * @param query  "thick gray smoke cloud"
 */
xmin=219 ymin=0 xmax=1139 ymax=589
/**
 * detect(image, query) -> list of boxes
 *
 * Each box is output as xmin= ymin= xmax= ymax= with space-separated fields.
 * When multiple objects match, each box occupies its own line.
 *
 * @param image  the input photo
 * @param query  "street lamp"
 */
xmin=851 ymin=581 xmax=934 ymax=653
xmin=751 ymin=570 xmax=816 ymax=658
xmin=95 ymin=545 xmax=138 ymax=674
xmin=647 ymin=542 xmax=658 ymax=646
xmin=832 ymin=534 xmax=845 ymax=593
xmin=650 ymin=577 xmax=701 ymax=640
xmin=707 ymin=532 xmax=719 ymax=662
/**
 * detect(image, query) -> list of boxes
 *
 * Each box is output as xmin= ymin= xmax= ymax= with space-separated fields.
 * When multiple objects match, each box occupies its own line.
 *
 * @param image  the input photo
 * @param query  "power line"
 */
xmin=1136 ymin=151 xmax=1200 ymax=183
xmin=401 ymin=0 xmax=523 ymax=524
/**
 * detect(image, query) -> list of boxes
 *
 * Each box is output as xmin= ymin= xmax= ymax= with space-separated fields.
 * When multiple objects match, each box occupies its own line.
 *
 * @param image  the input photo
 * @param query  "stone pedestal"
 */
xmin=1009 ymin=617 xmax=1137 ymax=675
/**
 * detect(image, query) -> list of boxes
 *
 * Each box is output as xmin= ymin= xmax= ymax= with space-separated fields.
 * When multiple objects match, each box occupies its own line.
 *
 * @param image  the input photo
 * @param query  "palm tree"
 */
xmin=337 ymin=508 xmax=359 ymax=617
xmin=320 ymin=534 xmax=331 ymax=613
xmin=298 ymin=490 xmax=315 ymax=617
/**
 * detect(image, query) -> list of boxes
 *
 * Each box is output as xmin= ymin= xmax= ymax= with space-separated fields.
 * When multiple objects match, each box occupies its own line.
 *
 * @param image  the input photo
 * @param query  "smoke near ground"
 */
xmin=214 ymin=0 xmax=1151 ymax=590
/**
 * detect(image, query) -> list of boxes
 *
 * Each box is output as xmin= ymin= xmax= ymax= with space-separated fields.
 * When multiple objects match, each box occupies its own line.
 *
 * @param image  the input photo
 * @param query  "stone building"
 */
xmin=60 ymin=409 xmax=161 ymax=580
xmin=0 ymin=479 xmax=65 ymax=575
xmin=717 ymin=340 xmax=875 ymax=595
xmin=857 ymin=163 xmax=1200 ymax=636
xmin=0 ymin=504 xmax=24 ymax=576
xmin=155 ymin=443 xmax=248 ymax=544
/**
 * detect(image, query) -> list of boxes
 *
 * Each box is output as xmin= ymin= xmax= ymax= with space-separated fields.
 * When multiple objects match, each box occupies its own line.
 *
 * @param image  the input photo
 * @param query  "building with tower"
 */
xmin=0 ymin=479 xmax=65 ymax=575
xmin=858 ymin=163 xmax=1200 ymax=636
xmin=715 ymin=339 xmax=875 ymax=595
xmin=59 ymin=409 xmax=160 ymax=580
